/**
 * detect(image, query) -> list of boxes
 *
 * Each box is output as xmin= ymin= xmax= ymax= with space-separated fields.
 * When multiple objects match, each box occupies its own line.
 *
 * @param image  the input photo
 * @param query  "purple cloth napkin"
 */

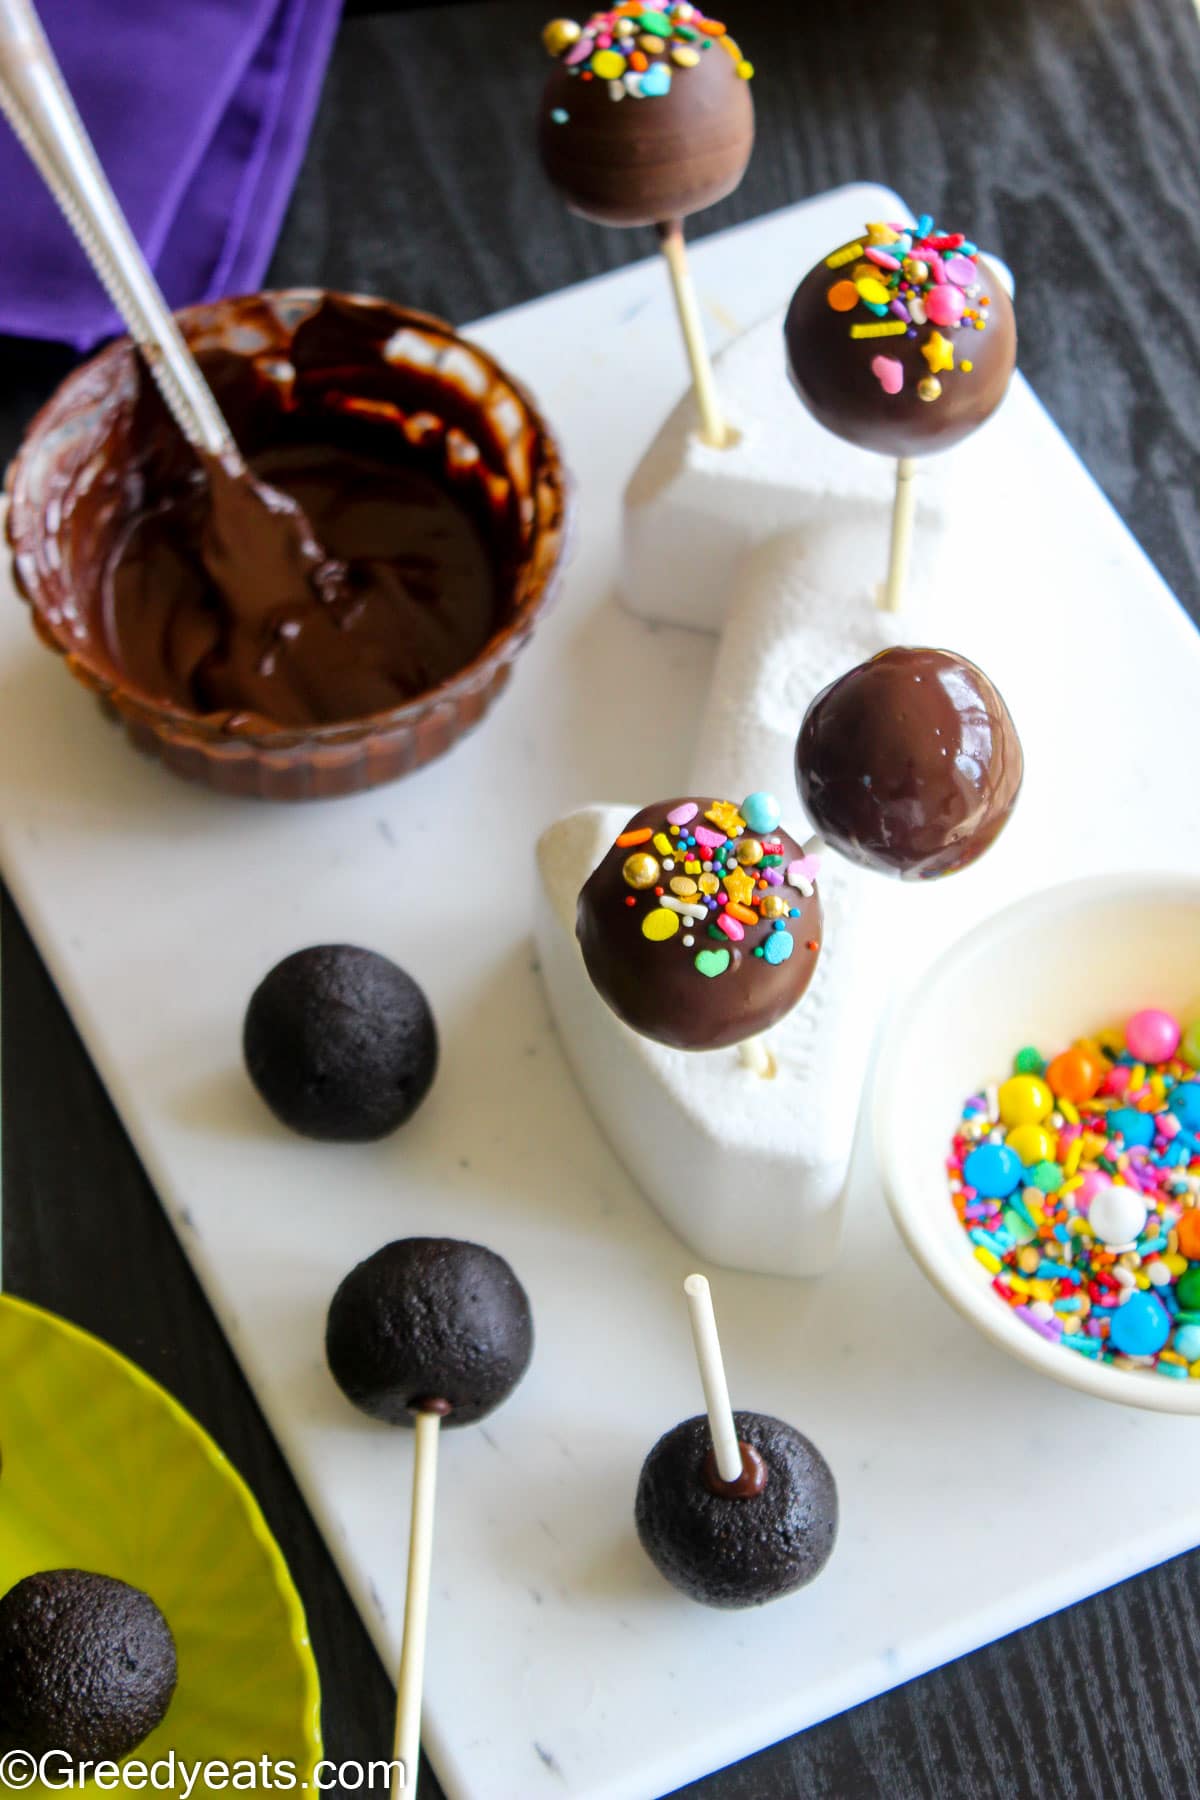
xmin=0 ymin=0 xmax=341 ymax=350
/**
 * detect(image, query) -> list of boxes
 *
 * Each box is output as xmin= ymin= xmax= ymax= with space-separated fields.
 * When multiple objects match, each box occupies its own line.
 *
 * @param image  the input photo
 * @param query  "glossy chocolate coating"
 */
xmin=0 ymin=1571 xmax=177 ymax=1762
xmin=796 ymin=648 xmax=1023 ymax=880
xmin=538 ymin=42 xmax=753 ymax=229
xmin=326 ymin=1238 xmax=533 ymax=1427
xmin=785 ymin=251 xmax=1016 ymax=458
xmin=635 ymin=1411 xmax=838 ymax=1608
xmin=576 ymin=797 xmax=821 ymax=1051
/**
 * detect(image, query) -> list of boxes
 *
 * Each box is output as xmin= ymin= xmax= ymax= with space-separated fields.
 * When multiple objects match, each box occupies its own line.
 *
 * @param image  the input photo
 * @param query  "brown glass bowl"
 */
xmin=6 ymin=291 xmax=571 ymax=801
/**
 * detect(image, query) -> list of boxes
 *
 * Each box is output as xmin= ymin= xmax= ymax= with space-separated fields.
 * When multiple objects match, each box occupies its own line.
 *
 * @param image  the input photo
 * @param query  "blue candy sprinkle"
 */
xmin=740 ymin=792 xmax=781 ymax=835
xmin=551 ymin=108 xmax=569 ymax=124
xmin=1110 ymin=1107 xmax=1155 ymax=1148
xmin=763 ymin=932 xmax=793 ymax=965
xmin=641 ymin=61 xmax=671 ymax=96
xmin=1108 ymin=1290 xmax=1171 ymax=1357
xmin=963 ymin=1142 xmax=1022 ymax=1199
xmin=1172 ymin=1081 xmax=1200 ymax=1129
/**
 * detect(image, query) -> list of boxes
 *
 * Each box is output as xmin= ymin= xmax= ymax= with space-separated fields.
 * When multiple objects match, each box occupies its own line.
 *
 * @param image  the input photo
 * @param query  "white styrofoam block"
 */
xmin=621 ymin=303 xmax=952 ymax=632
xmin=535 ymin=528 xmax=901 ymax=1278
xmin=621 ymin=245 xmax=1015 ymax=634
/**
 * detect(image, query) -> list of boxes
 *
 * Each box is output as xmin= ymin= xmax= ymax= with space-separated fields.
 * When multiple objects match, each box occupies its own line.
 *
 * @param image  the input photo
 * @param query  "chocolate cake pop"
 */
xmin=326 ymin=1238 xmax=534 ymax=1792
xmin=537 ymin=6 xmax=754 ymax=230
xmin=0 ymin=1571 xmax=177 ymax=1762
xmin=636 ymin=1410 xmax=838 ymax=1607
xmin=635 ymin=1274 xmax=837 ymax=1608
xmin=576 ymin=794 xmax=822 ymax=1051
xmin=537 ymin=6 xmax=755 ymax=446
xmin=796 ymin=647 xmax=1023 ymax=879
xmin=326 ymin=1238 xmax=533 ymax=1426
xmin=784 ymin=215 xmax=1017 ymax=460
xmin=244 ymin=944 xmax=438 ymax=1142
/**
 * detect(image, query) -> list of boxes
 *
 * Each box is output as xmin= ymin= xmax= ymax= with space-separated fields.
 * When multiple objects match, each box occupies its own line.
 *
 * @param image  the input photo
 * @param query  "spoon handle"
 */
xmin=0 ymin=0 xmax=241 ymax=464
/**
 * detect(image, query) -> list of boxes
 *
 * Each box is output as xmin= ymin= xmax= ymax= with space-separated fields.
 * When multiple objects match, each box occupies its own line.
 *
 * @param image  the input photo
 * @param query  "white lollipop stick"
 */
xmin=658 ymin=219 xmax=729 ymax=450
xmin=881 ymin=456 xmax=917 ymax=612
xmin=737 ymin=1034 xmax=775 ymax=1078
xmin=683 ymin=1273 xmax=742 ymax=1483
xmin=392 ymin=1407 xmax=444 ymax=1799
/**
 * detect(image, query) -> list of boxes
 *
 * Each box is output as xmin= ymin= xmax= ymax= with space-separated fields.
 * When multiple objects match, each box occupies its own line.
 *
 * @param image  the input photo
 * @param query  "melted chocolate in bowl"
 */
xmin=8 ymin=292 xmax=570 ymax=798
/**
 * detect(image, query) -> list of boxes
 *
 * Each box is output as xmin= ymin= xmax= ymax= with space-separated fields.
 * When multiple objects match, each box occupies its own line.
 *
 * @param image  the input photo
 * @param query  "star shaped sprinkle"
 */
xmin=705 ymin=800 xmax=745 ymax=835
xmin=922 ymin=330 xmax=954 ymax=375
xmin=723 ymin=865 xmax=758 ymax=908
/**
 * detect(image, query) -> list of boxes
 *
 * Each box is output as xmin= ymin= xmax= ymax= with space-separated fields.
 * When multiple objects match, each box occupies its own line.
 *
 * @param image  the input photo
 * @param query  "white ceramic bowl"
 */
xmin=873 ymin=873 xmax=1200 ymax=1415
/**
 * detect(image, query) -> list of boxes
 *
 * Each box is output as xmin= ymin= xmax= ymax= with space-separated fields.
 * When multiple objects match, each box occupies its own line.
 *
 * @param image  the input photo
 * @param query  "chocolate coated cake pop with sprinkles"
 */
xmin=576 ymin=793 xmax=822 ymax=1051
xmin=785 ymin=214 xmax=1017 ymax=459
xmin=538 ymin=4 xmax=755 ymax=229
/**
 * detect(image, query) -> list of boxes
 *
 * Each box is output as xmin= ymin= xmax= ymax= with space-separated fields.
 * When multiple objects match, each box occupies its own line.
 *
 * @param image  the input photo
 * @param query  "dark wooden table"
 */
xmin=5 ymin=2 xmax=1200 ymax=1794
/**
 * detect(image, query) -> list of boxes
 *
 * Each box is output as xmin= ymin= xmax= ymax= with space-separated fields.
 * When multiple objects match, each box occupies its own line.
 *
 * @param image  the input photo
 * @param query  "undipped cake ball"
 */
xmin=635 ymin=1411 xmax=838 ymax=1608
xmin=243 ymin=944 xmax=438 ymax=1141
xmin=0 ymin=1571 xmax=177 ymax=1762
xmin=326 ymin=1238 xmax=534 ymax=1427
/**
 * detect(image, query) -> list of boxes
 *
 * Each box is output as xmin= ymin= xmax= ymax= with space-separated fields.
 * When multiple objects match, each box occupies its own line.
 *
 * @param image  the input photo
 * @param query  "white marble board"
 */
xmin=3 ymin=185 xmax=1200 ymax=1800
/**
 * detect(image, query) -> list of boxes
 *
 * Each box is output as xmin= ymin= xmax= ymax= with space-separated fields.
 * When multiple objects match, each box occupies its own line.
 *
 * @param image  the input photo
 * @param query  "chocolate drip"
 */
xmin=704 ymin=1441 xmax=768 ymax=1498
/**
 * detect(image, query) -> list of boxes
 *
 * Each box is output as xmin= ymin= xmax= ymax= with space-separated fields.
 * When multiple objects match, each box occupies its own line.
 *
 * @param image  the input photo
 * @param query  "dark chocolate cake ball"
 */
xmin=795 ymin=647 xmax=1023 ymax=880
xmin=785 ymin=215 xmax=1016 ymax=458
xmin=326 ymin=1238 xmax=534 ymax=1426
xmin=636 ymin=1411 xmax=838 ymax=1607
xmin=538 ymin=6 xmax=754 ymax=229
xmin=0 ymin=1571 xmax=177 ymax=1762
xmin=243 ymin=944 xmax=437 ymax=1141
xmin=576 ymin=794 xmax=821 ymax=1051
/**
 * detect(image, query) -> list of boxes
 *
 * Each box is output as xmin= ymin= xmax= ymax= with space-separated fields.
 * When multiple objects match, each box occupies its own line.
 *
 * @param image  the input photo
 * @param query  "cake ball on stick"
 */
xmin=575 ymin=792 xmax=822 ymax=1074
xmin=538 ymin=6 xmax=755 ymax=448
xmin=795 ymin=647 xmax=1023 ymax=879
xmin=784 ymin=216 xmax=1017 ymax=611
xmin=326 ymin=1239 xmax=534 ymax=1798
xmin=636 ymin=1274 xmax=838 ymax=1607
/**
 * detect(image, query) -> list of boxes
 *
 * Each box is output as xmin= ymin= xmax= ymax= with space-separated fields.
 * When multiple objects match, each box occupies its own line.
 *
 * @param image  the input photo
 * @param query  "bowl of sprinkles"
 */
xmin=874 ymin=874 xmax=1200 ymax=1412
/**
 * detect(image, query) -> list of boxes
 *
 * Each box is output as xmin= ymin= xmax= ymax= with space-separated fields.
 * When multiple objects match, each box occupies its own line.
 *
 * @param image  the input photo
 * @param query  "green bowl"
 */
xmin=0 ymin=1294 xmax=322 ymax=1790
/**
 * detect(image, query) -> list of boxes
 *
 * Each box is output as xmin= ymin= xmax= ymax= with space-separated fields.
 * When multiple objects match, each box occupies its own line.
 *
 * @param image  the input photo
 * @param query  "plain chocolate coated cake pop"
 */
xmin=244 ymin=944 xmax=437 ymax=1141
xmin=326 ymin=1238 xmax=534 ymax=1427
xmin=795 ymin=647 xmax=1023 ymax=880
xmin=0 ymin=1571 xmax=177 ymax=1762
xmin=537 ymin=5 xmax=754 ymax=229
xmin=636 ymin=1411 xmax=838 ymax=1608
xmin=576 ymin=794 xmax=822 ymax=1052
xmin=785 ymin=215 xmax=1017 ymax=458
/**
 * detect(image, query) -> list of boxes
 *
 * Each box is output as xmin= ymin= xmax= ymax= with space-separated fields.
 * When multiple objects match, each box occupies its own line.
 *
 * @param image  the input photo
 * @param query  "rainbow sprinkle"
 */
xmin=947 ymin=1009 xmax=1200 ymax=1377
xmin=823 ymin=215 xmax=994 ymax=406
xmin=542 ymin=4 xmax=753 ymax=100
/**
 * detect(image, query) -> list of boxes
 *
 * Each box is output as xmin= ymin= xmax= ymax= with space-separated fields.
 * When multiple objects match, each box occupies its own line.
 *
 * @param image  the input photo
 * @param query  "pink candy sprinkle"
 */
xmin=787 ymin=855 xmax=821 ymax=886
xmin=667 ymin=802 xmax=698 ymax=825
xmin=564 ymin=35 xmax=594 ymax=63
xmin=1125 ymin=1007 xmax=1182 ymax=1064
xmin=716 ymin=913 xmax=744 ymax=942
xmin=944 ymin=254 xmax=977 ymax=288
xmin=871 ymin=354 xmax=904 ymax=395
xmin=925 ymin=284 xmax=966 ymax=327
xmin=694 ymin=826 xmax=726 ymax=849
xmin=865 ymin=246 xmax=900 ymax=270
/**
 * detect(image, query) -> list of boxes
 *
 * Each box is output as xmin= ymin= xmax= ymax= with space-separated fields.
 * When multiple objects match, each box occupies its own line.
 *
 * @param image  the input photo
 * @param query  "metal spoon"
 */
xmin=0 ymin=0 xmax=243 ymax=467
